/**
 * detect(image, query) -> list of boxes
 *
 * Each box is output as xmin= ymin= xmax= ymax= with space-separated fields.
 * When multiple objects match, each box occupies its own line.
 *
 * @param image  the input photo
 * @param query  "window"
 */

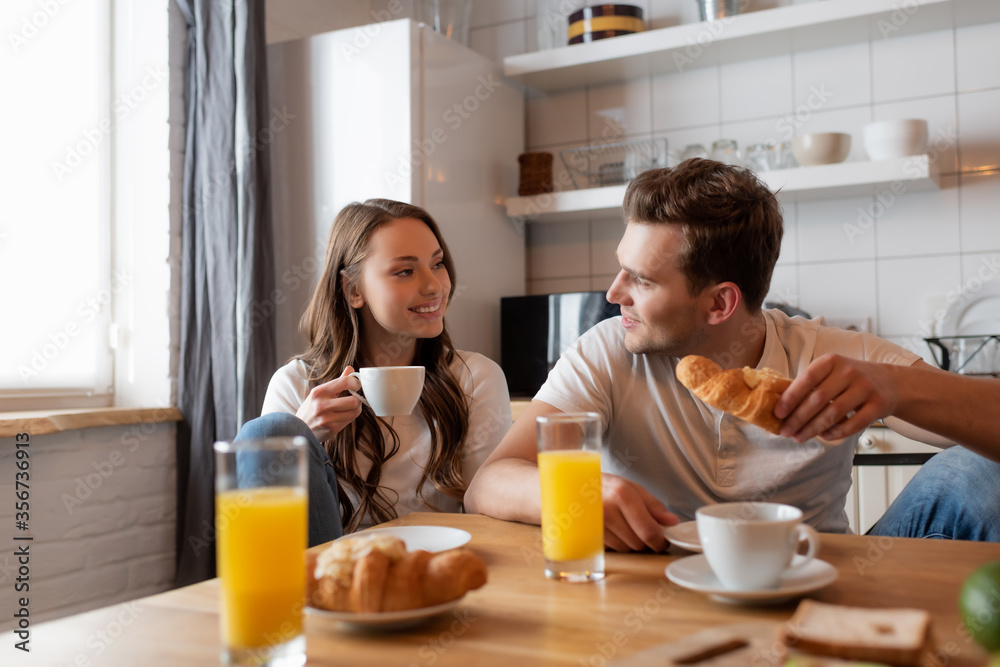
xmin=1 ymin=0 xmax=113 ymax=409
xmin=1 ymin=0 xmax=174 ymax=411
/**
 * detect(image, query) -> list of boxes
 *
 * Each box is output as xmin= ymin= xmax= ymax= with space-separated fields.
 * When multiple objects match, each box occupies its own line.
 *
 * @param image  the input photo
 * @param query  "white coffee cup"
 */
xmin=695 ymin=502 xmax=819 ymax=591
xmin=348 ymin=366 xmax=425 ymax=417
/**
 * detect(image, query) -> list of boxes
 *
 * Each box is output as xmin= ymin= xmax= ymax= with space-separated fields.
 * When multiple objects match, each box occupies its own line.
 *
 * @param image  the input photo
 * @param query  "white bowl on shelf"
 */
xmin=791 ymin=133 xmax=851 ymax=167
xmin=862 ymin=119 xmax=928 ymax=161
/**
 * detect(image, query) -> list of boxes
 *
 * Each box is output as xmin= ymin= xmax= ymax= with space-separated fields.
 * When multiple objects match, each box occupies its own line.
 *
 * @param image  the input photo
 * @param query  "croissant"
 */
xmin=675 ymin=355 xmax=792 ymax=435
xmin=307 ymin=534 xmax=487 ymax=613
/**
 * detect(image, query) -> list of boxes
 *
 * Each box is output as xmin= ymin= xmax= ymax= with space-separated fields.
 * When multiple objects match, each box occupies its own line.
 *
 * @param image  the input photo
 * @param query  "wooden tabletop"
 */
xmin=5 ymin=513 xmax=999 ymax=666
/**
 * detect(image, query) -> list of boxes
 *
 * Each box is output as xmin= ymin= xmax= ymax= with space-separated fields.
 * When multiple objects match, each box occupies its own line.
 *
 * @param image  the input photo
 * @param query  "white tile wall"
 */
xmin=591 ymin=217 xmax=626 ymax=276
xmin=797 ymin=196 xmax=876 ymax=262
xmin=793 ymin=42 xmax=871 ymax=111
xmin=956 ymin=23 xmax=1000 ymax=93
xmin=876 ymin=175 xmax=960 ymax=259
xmin=464 ymin=1 xmax=1000 ymax=347
xmin=720 ymin=55 xmax=794 ymax=122
xmin=957 ymin=88 xmax=1000 ymax=173
xmin=588 ymin=80 xmax=652 ymax=140
xmin=652 ymin=67 xmax=720 ymax=131
xmin=871 ymin=29 xmax=955 ymax=103
xmin=526 ymin=219 xmax=590 ymax=281
xmin=526 ymin=87 xmax=588 ymax=148
xmin=877 ymin=255 xmax=962 ymax=336
xmin=776 ymin=201 xmax=797 ymax=265
xmin=959 ymin=171 xmax=1000 ymax=253
xmin=960 ymin=252 xmax=1000 ymax=289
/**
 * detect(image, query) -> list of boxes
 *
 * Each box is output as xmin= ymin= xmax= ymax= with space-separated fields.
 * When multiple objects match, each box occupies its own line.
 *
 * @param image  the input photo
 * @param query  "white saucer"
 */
xmin=348 ymin=525 xmax=471 ymax=552
xmin=665 ymin=554 xmax=838 ymax=604
xmin=663 ymin=521 xmax=702 ymax=553
xmin=306 ymin=596 xmax=464 ymax=631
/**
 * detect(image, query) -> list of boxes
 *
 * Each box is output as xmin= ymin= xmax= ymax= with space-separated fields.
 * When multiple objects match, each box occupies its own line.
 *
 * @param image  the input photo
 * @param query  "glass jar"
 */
xmin=679 ymin=143 xmax=709 ymax=161
xmin=775 ymin=141 xmax=798 ymax=169
xmin=710 ymin=139 xmax=741 ymax=166
xmin=413 ymin=0 xmax=472 ymax=46
xmin=535 ymin=0 xmax=569 ymax=50
xmin=745 ymin=143 xmax=775 ymax=172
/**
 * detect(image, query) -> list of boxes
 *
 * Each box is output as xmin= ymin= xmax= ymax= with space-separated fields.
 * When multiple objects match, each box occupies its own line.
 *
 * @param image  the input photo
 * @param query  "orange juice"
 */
xmin=538 ymin=449 xmax=603 ymax=562
xmin=216 ymin=487 xmax=307 ymax=649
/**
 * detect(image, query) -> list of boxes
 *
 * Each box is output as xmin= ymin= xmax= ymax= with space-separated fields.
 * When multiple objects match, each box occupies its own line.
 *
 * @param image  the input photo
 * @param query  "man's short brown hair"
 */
xmin=622 ymin=158 xmax=783 ymax=312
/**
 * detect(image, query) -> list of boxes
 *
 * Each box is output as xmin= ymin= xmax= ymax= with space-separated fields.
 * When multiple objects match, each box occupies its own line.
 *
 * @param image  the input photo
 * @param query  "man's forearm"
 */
xmin=891 ymin=364 xmax=1000 ymax=462
xmin=465 ymin=458 xmax=544 ymax=524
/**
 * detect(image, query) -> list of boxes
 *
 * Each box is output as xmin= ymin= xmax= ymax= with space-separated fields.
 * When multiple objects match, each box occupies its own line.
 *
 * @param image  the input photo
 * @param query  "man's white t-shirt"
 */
xmin=534 ymin=309 xmax=921 ymax=533
xmin=261 ymin=351 xmax=512 ymax=529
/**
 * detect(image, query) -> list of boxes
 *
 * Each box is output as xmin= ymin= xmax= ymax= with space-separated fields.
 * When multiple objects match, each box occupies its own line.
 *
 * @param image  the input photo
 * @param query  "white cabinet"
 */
xmin=502 ymin=0 xmax=999 ymax=224
xmin=847 ymin=426 xmax=941 ymax=534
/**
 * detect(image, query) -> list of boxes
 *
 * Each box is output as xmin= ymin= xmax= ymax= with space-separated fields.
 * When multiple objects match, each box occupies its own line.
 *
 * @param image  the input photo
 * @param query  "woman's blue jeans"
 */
xmin=234 ymin=413 xmax=344 ymax=547
xmin=868 ymin=445 xmax=1000 ymax=541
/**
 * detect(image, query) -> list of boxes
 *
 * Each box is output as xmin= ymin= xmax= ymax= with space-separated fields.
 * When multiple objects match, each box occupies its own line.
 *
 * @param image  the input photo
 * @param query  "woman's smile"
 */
xmin=410 ymin=299 xmax=445 ymax=318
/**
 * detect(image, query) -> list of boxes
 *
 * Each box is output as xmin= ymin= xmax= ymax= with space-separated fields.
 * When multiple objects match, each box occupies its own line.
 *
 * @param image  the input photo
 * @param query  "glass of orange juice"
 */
xmin=214 ymin=437 xmax=308 ymax=666
xmin=537 ymin=413 xmax=605 ymax=582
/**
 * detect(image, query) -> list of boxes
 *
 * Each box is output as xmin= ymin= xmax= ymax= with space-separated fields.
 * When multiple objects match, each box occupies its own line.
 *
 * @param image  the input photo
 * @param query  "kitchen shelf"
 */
xmin=506 ymin=155 xmax=940 ymax=223
xmin=505 ymin=0 xmax=999 ymax=91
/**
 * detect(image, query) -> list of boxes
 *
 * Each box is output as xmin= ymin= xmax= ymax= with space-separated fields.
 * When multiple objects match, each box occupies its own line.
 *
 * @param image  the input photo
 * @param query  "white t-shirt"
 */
xmin=261 ymin=351 xmax=512 ymax=529
xmin=535 ymin=309 xmax=921 ymax=533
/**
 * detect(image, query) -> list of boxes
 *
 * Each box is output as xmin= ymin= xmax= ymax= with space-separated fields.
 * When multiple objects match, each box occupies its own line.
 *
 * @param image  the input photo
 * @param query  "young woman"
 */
xmin=239 ymin=199 xmax=511 ymax=545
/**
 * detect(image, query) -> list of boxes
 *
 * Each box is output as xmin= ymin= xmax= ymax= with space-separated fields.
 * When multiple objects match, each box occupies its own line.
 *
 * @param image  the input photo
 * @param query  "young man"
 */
xmin=466 ymin=159 xmax=1000 ymax=550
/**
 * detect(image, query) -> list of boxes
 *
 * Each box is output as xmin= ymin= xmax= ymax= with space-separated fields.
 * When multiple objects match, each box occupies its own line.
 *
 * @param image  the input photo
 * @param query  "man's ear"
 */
xmin=341 ymin=274 xmax=364 ymax=309
xmin=705 ymin=282 xmax=742 ymax=325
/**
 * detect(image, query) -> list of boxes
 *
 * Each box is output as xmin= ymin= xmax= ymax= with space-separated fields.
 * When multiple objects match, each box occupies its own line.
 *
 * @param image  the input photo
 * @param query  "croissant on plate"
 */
xmin=307 ymin=533 xmax=488 ymax=613
xmin=675 ymin=355 xmax=792 ymax=435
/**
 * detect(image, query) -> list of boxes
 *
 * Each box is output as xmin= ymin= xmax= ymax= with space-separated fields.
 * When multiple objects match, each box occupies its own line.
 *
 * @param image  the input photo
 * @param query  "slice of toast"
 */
xmin=780 ymin=600 xmax=932 ymax=667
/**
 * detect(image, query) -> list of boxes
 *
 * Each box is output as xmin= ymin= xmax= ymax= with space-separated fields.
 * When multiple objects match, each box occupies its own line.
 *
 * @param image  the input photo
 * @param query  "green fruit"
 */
xmin=959 ymin=561 xmax=1000 ymax=652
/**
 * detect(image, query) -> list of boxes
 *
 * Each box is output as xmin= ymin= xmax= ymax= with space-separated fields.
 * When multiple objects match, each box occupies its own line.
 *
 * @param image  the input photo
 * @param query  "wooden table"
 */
xmin=5 ymin=513 xmax=999 ymax=666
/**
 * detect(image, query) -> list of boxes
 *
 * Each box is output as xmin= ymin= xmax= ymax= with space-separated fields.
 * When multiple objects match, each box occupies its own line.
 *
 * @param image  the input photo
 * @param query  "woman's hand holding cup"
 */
xmin=295 ymin=366 xmax=364 ymax=441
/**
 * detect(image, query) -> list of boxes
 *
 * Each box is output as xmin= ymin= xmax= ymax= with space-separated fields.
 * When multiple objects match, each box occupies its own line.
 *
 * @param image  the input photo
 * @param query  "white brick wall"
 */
xmin=0 ymin=423 xmax=177 ymax=631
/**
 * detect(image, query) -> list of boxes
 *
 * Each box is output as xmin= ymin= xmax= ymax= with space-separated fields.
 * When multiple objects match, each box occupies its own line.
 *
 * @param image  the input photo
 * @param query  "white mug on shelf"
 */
xmin=348 ymin=366 xmax=425 ymax=417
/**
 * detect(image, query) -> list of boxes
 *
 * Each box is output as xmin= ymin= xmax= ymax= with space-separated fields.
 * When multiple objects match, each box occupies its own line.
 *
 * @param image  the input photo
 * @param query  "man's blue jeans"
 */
xmin=868 ymin=445 xmax=1000 ymax=541
xmin=235 ymin=413 xmax=344 ymax=547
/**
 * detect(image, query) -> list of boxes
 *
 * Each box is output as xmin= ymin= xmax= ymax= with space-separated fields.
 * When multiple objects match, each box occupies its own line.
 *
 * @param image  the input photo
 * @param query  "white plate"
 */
xmin=347 ymin=525 xmax=472 ymax=553
xmin=665 ymin=554 xmax=838 ymax=605
xmin=663 ymin=521 xmax=702 ymax=553
xmin=306 ymin=596 xmax=464 ymax=631
xmin=937 ymin=280 xmax=1000 ymax=337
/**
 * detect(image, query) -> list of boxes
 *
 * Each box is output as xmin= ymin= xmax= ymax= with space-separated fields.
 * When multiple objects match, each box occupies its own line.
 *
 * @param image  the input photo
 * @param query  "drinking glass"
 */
xmin=775 ymin=141 xmax=798 ymax=169
xmin=215 ymin=437 xmax=308 ymax=666
xmin=710 ymin=138 xmax=742 ymax=166
xmin=535 ymin=0 xmax=569 ymax=50
xmin=745 ymin=143 xmax=775 ymax=172
xmin=537 ymin=413 xmax=605 ymax=582
xmin=413 ymin=0 xmax=472 ymax=46
xmin=680 ymin=143 xmax=710 ymax=161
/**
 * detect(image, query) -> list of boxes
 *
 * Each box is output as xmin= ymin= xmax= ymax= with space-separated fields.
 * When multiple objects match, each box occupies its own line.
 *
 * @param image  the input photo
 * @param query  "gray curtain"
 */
xmin=174 ymin=0 xmax=276 ymax=586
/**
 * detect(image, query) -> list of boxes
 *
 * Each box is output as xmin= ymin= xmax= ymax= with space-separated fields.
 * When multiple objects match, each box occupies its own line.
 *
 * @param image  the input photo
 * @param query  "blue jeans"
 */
xmin=235 ymin=412 xmax=344 ymax=547
xmin=868 ymin=446 xmax=1000 ymax=541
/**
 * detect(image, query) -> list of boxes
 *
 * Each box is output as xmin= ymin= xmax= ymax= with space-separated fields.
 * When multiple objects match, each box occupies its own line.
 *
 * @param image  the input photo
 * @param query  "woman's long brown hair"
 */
xmin=298 ymin=199 xmax=470 ymax=532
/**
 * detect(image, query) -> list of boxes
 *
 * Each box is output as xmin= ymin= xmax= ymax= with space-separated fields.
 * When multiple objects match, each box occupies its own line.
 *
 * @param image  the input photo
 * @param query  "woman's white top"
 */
xmin=261 ymin=351 xmax=512 ymax=529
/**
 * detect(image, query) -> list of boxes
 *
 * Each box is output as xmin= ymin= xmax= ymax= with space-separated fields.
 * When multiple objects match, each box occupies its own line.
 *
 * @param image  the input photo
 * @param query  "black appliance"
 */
xmin=500 ymin=291 xmax=621 ymax=397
